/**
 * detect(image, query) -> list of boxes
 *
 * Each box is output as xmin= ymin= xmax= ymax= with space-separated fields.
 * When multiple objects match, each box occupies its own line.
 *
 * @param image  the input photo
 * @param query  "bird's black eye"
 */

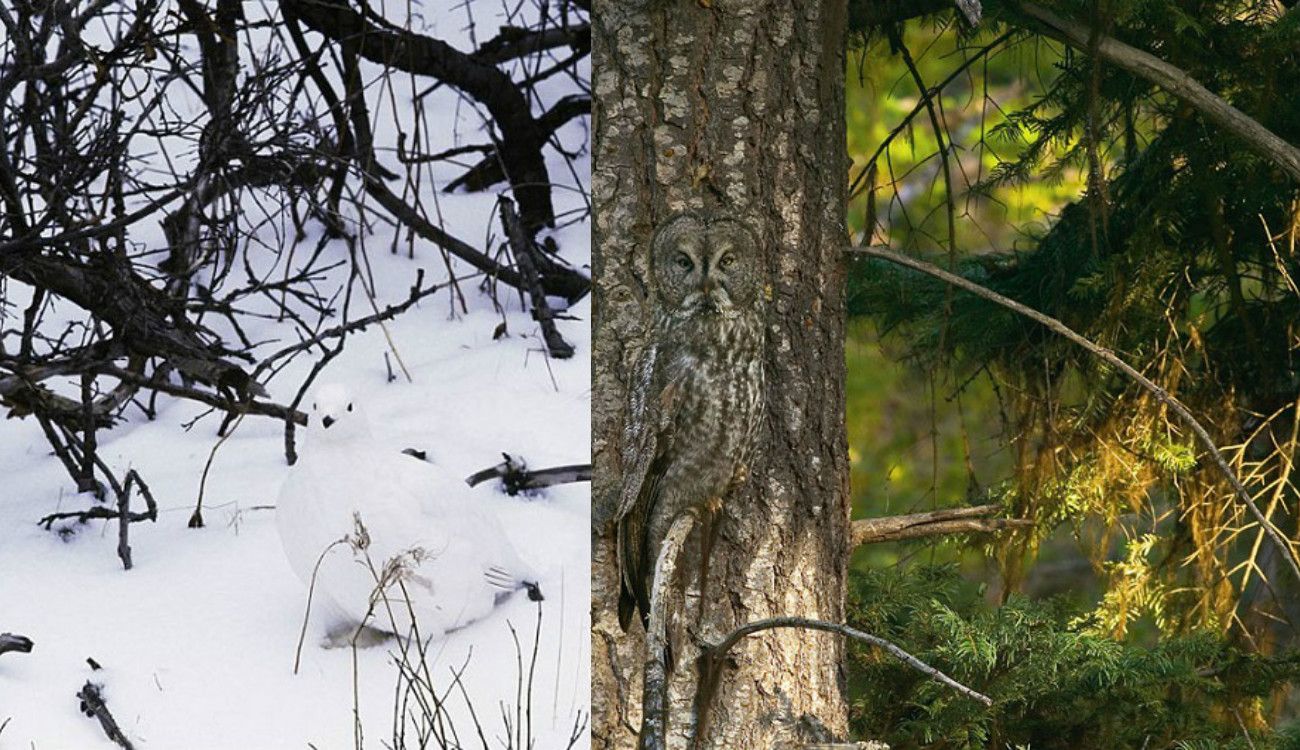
xmin=674 ymin=253 xmax=693 ymax=271
xmin=311 ymin=402 xmax=317 ymax=410
xmin=347 ymin=403 xmax=353 ymax=412
xmin=719 ymin=254 xmax=736 ymax=270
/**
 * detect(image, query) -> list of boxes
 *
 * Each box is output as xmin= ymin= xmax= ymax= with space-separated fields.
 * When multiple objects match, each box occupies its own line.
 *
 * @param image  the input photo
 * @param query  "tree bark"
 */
xmin=592 ymin=1 xmax=850 ymax=748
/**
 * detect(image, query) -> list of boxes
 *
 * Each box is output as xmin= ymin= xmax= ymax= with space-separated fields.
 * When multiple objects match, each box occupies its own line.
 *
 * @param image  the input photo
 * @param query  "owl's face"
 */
xmin=651 ymin=214 xmax=761 ymax=318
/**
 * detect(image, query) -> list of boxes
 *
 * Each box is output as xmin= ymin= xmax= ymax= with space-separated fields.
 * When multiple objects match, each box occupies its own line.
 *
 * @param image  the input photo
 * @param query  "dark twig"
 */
xmin=464 ymin=453 xmax=591 ymax=494
xmin=38 ymin=502 xmax=157 ymax=532
xmin=0 ymin=634 xmax=33 ymax=657
xmin=116 ymin=470 xmax=156 ymax=569
xmin=255 ymin=270 xmax=445 ymax=374
xmin=77 ymin=682 xmax=135 ymax=750
xmin=500 ymin=198 xmax=575 ymax=359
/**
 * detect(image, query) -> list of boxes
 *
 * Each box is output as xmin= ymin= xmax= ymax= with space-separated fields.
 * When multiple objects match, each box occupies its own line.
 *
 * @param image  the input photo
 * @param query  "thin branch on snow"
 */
xmin=0 ymin=634 xmax=33 ymax=657
xmin=77 ymin=682 xmax=135 ymax=750
xmin=464 ymin=453 xmax=592 ymax=495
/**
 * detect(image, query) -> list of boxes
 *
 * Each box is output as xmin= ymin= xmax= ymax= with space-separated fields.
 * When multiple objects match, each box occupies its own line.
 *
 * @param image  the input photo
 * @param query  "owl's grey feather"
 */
xmin=615 ymin=213 xmax=765 ymax=631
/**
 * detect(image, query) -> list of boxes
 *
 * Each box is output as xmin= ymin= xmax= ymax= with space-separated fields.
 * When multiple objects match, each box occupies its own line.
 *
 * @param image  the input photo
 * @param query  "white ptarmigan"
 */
xmin=276 ymin=383 xmax=543 ymax=643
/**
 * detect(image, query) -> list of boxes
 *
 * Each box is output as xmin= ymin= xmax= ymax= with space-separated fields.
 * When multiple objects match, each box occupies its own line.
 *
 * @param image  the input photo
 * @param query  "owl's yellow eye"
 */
xmin=719 ymin=254 xmax=736 ymax=270
xmin=675 ymin=253 xmax=693 ymax=271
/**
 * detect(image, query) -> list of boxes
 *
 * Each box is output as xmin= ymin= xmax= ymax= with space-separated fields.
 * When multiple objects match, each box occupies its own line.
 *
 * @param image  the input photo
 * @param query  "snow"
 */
xmin=0 ymin=1 xmax=590 ymax=748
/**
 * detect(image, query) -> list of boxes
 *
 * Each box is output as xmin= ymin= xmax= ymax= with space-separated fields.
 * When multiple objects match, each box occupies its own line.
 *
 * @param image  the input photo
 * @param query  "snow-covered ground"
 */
xmin=0 ymin=1 xmax=590 ymax=747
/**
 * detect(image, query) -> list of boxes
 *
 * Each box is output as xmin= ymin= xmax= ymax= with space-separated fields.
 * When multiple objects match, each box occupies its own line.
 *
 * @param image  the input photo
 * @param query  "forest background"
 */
xmin=842 ymin=2 xmax=1300 ymax=747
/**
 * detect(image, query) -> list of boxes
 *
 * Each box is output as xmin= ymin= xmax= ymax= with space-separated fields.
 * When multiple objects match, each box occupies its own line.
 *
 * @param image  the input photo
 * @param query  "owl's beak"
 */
xmin=321 ymin=415 xmax=335 ymax=429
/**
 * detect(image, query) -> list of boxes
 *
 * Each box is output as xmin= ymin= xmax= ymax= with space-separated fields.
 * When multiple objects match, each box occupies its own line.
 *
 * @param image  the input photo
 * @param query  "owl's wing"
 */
xmin=615 ymin=342 xmax=686 ymax=630
xmin=614 ymin=341 xmax=662 ymax=524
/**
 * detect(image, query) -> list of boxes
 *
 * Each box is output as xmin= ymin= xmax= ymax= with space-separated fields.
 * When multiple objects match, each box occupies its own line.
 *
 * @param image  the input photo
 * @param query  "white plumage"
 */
xmin=276 ymin=383 xmax=542 ymax=642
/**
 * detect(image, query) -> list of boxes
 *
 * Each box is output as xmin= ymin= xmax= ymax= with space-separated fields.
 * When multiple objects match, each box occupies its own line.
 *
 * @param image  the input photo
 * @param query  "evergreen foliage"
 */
xmin=846 ymin=0 xmax=1300 ymax=646
xmin=847 ymin=565 xmax=1300 ymax=749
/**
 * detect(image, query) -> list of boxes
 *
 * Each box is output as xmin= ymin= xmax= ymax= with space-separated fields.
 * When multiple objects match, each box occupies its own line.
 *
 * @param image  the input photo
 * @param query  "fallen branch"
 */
xmin=0 ymin=633 xmax=33 ymax=656
xmin=38 ymin=469 xmax=159 ymax=543
xmin=1017 ymin=1 xmax=1300 ymax=182
xmin=463 ymin=453 xmax=591 ymax=495
xmin=698 ymin=617 xmax=993 ymax=709
xmin=77 ymin=682 xmax=135 ymax=750
xmin=849 ymin=243 xmax=1300 ymax=588
xmin=853 ymin=504 xmax=1031 ymax=546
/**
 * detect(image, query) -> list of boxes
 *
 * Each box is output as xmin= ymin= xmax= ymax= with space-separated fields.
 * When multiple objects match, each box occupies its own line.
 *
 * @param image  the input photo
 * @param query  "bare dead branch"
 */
xmin=0 ymin=634 xmax=33 ymax=657
xmin=463 ymin=453 xmax=592 ymax=494
xmin=500 ymin=197 xmax=575 ymax=359
xmin=471 ymin=24 xmax=590 ymax=66
xmin=853 ymin=504 xmax=1032 ymax=546
xmin=699 ymin=617 xmax=993 ymax=708
xmin=255 ymin=269 xmax=447 ymax=374
xmin=77 ymin=682 xmax=135 ymax=750
xmin=280 ymin=0 xmax=558 ymax=228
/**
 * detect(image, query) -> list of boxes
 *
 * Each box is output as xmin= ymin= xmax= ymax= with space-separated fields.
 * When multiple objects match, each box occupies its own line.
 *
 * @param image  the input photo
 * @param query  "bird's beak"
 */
xmin=321 ymin=415 xmax=335 ymax=429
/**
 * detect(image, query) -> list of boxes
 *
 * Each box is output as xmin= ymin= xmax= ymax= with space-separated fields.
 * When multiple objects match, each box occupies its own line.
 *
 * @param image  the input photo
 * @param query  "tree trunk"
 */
xmin=591 ymin=1 xmax=851 ymax=748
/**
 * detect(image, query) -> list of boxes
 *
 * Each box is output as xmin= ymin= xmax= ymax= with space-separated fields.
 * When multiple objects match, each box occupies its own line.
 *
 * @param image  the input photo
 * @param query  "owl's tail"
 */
xmin=616 ymin=519 xmax=651 ymax=632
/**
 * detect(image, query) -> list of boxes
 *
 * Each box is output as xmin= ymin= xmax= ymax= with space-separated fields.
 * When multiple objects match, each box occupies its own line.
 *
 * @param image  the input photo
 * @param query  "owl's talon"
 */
xmin=706 ymin=495 xmax=723 ymax=514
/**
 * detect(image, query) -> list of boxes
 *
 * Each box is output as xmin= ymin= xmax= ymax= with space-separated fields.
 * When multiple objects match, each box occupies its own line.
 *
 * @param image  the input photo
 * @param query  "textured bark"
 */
xmin=591 ymin=1 xmax=850 ymax=748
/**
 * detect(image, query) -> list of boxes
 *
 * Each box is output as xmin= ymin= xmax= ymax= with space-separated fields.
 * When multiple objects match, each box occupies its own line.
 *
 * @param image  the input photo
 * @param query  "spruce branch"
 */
xmin=1016 ymin=1 xmax=1300 ymax=182
xmin=848 ymin=243 xmax=1300 ymax=589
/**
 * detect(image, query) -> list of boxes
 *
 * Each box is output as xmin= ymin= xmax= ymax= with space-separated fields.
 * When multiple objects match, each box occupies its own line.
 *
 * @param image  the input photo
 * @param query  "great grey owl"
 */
xmin=615 ymin=212 xmax=766 ymax=631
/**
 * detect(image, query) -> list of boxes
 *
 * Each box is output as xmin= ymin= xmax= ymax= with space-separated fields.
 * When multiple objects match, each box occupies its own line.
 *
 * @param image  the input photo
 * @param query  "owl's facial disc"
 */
xmin=651 ymin=214 xmax=758 ymax=318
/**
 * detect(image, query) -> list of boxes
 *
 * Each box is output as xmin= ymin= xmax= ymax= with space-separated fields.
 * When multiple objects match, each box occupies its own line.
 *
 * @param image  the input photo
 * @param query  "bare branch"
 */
xmin=853 ymin=504 xmax=1032 ymax=546
xmin=0 ymin=634 xmax=33 ymax=657
xmin=77 ymin=682 xmax=134 ymax=750
xmin=500 ymin=197 xmax=575 ymax=359
xmin=462 ymin=453 xmax=591 ymax=494
xmin=700 ymin=617 xmax=993 ymax=708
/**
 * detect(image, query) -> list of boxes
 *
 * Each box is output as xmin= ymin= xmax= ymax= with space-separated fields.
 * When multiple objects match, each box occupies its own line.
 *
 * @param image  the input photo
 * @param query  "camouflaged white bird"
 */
xmin=276 ymin=383 xmax=544 ymax=646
